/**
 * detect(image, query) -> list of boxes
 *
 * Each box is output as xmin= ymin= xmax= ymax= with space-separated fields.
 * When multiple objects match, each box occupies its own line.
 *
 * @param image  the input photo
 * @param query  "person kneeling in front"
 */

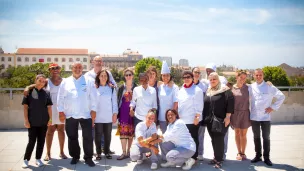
xmin=130 ymin=110 xmax=159 ymax=170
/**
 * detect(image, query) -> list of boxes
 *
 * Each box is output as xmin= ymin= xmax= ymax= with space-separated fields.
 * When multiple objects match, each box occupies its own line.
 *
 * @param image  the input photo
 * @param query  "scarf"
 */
xmin=206 ymin=83 xmax=230 ymax=96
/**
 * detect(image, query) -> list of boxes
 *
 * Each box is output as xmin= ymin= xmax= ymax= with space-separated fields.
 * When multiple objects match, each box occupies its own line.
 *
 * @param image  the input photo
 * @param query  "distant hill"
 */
xmin=278 ymin=63 xmax=304 ymax=77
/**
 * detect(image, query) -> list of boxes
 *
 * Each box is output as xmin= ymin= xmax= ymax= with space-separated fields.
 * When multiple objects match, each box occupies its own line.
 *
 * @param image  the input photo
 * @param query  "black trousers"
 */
xmin=24 ymin=126 xmax=47 ymax=160
xmin=206 ymin=123 xmax=228 ymax=162
xmin=94 ymin=123 xmax=112 ymax=154
xmin=65 ymin=118 xmax=93 ymax=160
xmin=251 ymin=120 xmax=271 ymax=159
xmin=186 ymin=124 xmax=199 ymax=160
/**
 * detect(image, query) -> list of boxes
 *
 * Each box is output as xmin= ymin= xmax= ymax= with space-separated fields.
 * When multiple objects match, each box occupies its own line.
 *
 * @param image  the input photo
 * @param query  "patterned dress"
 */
xmin=117 ymin=91 xmax=134 ymax=138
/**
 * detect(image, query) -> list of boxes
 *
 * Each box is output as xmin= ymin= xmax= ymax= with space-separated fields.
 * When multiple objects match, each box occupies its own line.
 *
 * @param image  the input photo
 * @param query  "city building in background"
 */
xmin=0 ymin=47 xmax=15 ymax=70
xmin=179 ymin=59 xmax=189 ymax=67
xmin=149 ymin=56 xmax=172 ymax=67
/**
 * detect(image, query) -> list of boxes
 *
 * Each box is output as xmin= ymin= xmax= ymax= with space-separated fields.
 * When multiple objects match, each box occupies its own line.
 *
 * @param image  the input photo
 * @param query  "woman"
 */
xmin=116 ymin=69 xmax=137 ymax=160
xmin=146 ymin=66 xmax=161 ymax=122
xmin=230 ymin=70 xmax=251 ymax=160
xmin=22 ymin=74 xmax=53 ymax=168
xmin=150 ymin=109 xmax=196 ymax=170
xmin=202 ymin=72 xmax=234 ymax=169
xmin=177 ymin=71 xmax=204 ymax=170
xmin=158 ymin=61 xmax=179 ymax=133
xmin=94 ymin=70 xmax=118 ymax=160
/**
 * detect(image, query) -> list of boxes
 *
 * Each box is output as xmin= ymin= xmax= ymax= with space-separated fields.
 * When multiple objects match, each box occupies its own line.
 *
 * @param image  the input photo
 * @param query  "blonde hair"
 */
xmin=208 ymin=72 xmax=221 ymax=91
xmin=236 ymin=69 xmax=248 ymax=77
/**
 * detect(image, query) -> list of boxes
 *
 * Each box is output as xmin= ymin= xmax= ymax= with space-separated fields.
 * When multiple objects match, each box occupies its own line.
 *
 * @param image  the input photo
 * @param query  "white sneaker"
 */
xmin=136 ymin=160 xmax=143 ymax=165
xmin=161 ymin=161 xmax=176 ymax=168
xmin=22 ymin=160 xmax=29 ymax=168
xmin=182 ymin=158 xmax=195 ymax=170
xmin=151 ymin=163 xmax=158 ymax=170
xmin=35 ymin=159 xmax=44 ymax=167
xmin=197 ymin=155 xmax=204 ymax=161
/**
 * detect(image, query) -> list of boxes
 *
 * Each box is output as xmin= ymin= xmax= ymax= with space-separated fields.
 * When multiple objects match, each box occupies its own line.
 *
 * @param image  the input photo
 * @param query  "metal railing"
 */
xmin=0 ymin=88 xmax=24 ymax=100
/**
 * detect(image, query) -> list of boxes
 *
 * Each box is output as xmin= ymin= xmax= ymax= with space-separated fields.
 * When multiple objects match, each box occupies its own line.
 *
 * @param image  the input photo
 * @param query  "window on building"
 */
xmin=62 ymin=58 xmax=66 ymax=62
xmin=76 ymin=58 xmax=80 ymax=61
xmin=47 ymin=58 xmax=51 ymax=62
xmin=32 ymin=57 xmax=36 ymax=62
xmin=54 ymin=58 xmax=58 ymax=62
xmin=8 ymin=65 xmax=12 ymax=68
xmin=25 ymin=57 xmax=29 ymax=62
xmin=17 ymin=57 xmax=21 ymax=62
xmin=0 ymin=64 xmax=4 ymax=69
xmin=83 ymin=65 xmax=87 ymax=70
xmin=8 ymin=57 xmax=11 ymax=61
xmin=1 ymin=57 xmax=4 ymax=61
xmin=62 ymin=65 xmax=65 ymax=69
xmin=83 ymin=58 xmax=87 ymax=62
xmin=69 ymin=58 xmax=73 ymax=62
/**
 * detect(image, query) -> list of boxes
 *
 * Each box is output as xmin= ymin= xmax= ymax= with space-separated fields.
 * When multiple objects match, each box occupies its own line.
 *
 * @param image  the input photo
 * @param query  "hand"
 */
xmin=266 ymin=81 xmax=273 ymax=86
xmin=59 ymin=112 xmax=66 ymax=123
xmin=224 ymin=117 xmax=230 ymax=127
xmin=47 ymin=120 xmax=52 ymax=126
xmin=129 ymin=110 xmax=134 ymax=117
xmin=23 ymin=90 xmax=29 ymax=97
xmin=265 ymin=107 xmax=274 ymax=114
xmin=90 ymin=111 xmax=96 ymax=120
xmin=92 ymin=119 xmax=95 ymax=128
xmin=151 ymin=146 xmax=159 ymax=155
xmin=193 ymin=117 xmax=199 ymax=125
xmin=112 ymin=114 xmax=117 ymax=123
xmin=24 ymin=120 xmax=30 ymax=128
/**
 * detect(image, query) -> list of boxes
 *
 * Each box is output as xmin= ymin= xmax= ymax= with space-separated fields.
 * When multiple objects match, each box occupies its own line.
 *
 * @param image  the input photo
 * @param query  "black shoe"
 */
xmin=70 ymin=158 xmax=79 ymax=165
xmin=109 ymin=150 xmax=115 ymax=154
xmin=85 ymin=159 xmax=96 ymax=167
xmin=264 ymin=159 xmax=273 ymax=166
xmin=251 ymin=156 xmax=262 ymax=163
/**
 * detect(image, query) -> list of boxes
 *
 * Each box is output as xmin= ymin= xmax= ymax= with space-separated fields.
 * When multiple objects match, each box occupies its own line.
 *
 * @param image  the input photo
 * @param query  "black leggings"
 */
xmin=94 ymin=123 xmax=112 ymax=154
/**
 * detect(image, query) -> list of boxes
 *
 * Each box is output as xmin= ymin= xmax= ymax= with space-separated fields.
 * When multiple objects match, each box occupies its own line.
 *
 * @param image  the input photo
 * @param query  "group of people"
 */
xmin=21 ymin=56 xmax=285 ymax=170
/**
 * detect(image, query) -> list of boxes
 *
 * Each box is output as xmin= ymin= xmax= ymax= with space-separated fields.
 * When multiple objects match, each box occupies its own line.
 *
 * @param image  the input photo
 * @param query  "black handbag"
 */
xmin=210 ymin=96 xmax=225 ymax=133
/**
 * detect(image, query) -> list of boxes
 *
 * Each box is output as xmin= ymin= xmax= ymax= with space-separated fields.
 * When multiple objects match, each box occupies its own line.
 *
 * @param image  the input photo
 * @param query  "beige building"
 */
xmin=0 ymin=48 xmax=16 ymax=70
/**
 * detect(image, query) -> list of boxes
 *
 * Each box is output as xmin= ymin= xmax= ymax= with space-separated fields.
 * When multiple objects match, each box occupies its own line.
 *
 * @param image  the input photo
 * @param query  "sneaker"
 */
xmin=22 ymin=160 xmax=29 ymax=168
xmin=70 ymin=158 xmax=79 ymax=165
xmin=85 ymin=159 xmax=96 ymax=167
xmin=151 ymin=163 xmax=158 ymax=170
xmin=197 ymin=155 xmax=204 ymax=161
xmin=136 ymin=160 xmax=143 ymax=165
xmin=161 ymin=161 xmax=176 ymax=168
xmin=182 ymin=158 xmax=195 ymax=170
xmin=35 ymin=159 xmax=44 ymax=167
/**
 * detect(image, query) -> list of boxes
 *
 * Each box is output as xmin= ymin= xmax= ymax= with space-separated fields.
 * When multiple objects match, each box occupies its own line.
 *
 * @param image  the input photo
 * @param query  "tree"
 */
xmin=289 ymin=76 xmax=304 ymax=86
xmin=262 ymin=66 xmax=290 ymax=86
xmin=170 ymin=67 xmax=183 ymax=87
xmin=110 ymin=67 xmax=124 ymax=85
xmin=134 ymin=58 xmax=162 ymax=78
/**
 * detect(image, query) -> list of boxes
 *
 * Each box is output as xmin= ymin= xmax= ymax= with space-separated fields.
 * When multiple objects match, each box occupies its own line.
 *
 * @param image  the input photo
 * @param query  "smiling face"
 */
xmin=237 ymin=73 xmax=247 ymax=85
xmin=99 ymin=71 xmax=108 ymax=85
xmin=166 ymin=110 xmax=177 ymax=124
xmin=93 ymin=56 xmax=103 ymax=69
xmin=206 ymin=68 xmax=215 ymax=76
xmin=209 ymin=74 xmax=219 ymax=88
xmin=161 ymin=74 xmax=171 ymax=84
xmin=148 ymin=71 xmax=157 ymax=82
xmin=182 ymin=74 xmax=193 ymax=85
xmin=193 ymin=68 xmax=201 ymax=80
xmin=124 ymin=71 xmax=134 ymax=82
xmin=49 ymin=66 xmax=61 ymax=77
xmin=254 ymin=70 xmax=264 ymax=84
xmin=35 ymin=76 xmax=46 ymax=89
xmin=72 ymin=63 xmax=83 ymax=78
xmin=139 ymin=75 xmax=149 ymax=87
xmin=146 ymin=112 xmax=155 ymax=126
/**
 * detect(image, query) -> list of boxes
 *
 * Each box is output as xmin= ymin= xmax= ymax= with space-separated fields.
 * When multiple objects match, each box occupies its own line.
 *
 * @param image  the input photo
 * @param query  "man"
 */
xmin=249 ymin=69 xmax=285 ymax=166
xmin=199 ymin=63 xmax=229 ymax=160
xmin=57 ymin=62 xmax=97 ymax=167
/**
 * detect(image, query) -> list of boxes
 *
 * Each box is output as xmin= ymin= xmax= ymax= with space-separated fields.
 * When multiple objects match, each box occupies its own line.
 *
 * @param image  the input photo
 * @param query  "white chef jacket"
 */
xmin=84 ymin=69 xmax=117 ymax=87
xmin=135 ymin=121 xmax=157 ymax=147
xmin=158 ymin=84 xmax=179 ymax=121
xmin=249 ymin=81 xmax=285 ymax=121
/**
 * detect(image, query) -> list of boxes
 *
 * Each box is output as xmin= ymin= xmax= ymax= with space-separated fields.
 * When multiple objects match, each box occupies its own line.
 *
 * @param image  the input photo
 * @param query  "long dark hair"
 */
xmin=165 ymin=109 xmax=180 ymax=123
xmin=95 ymin=69 xmax=110 ymax=88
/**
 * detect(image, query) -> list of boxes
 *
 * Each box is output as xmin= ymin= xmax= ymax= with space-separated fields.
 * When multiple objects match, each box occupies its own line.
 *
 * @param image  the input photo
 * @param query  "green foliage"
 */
xmin=170 ymin=67 xmax=183 ymax=87
xmin=262 ymin=66 xmax=290 ymax=86
xmin=227 ymin=76 xmax=236 ymax=84
xmin=289 ymin=76 xmax=304 ymax=86
xmin=134 ymin=58 xmax=162 ymax=78
xmin=110 ymin=67 xmax=124 ymax=85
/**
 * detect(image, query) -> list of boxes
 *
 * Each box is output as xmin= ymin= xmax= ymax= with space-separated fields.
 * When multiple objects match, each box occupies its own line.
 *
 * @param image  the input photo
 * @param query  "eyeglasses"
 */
xmin=125 ymin=74 xmax=132 ymax=77
xmin=194 ymin=71 xmax=201 ymax=74
xmin=182 ymin=76 xmax=192 ymax=79
xmin=49 ymin=66 xmax=60 ymax=71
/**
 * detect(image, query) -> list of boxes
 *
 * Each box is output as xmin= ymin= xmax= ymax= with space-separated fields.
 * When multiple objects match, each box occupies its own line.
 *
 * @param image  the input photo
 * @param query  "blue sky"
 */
xmin=0 ymin=0 xmax=303 ymax=68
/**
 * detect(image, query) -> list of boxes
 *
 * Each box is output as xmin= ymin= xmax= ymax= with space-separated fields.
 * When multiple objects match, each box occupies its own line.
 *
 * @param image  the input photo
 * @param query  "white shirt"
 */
xmin=201 ymin=76 xmax=228 ymax=88
xmin=194 ymin=80 xmax=208 ymax=93
xmin=163 ymin=119 xmax=196 ymax=152
xmin=84 ymin=69 xmax=117 ymax=87
xmin=46 ymin=78 xmax=65 ymax=125
xmin=135 ymin=121 xmax=157 ymax=147
xmin=177 ymin=84 xmax=204 ymax=124
xmin=57 ymin=75 xmax=96 ymax=119
xmin=249 ymin=81 xmax=285 ymax=121
xmin=130 ymin=86 xmax=157 ymax=121
xmin=158 ymin=84 xmax=179 ymax=121
xmin=93 ymin=85 xmax=118 ymax=123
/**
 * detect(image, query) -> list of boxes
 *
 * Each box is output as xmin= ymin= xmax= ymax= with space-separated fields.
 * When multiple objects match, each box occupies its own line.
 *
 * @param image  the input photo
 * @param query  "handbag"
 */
xmin=210 ymin=96 xmax=225 ymax=133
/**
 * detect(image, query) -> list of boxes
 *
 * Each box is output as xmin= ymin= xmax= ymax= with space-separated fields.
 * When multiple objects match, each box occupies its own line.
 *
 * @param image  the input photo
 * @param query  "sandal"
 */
xmin=59 ymin=154 xmax=68 ymax=159
xmin=236 ymin=153 xmax=242 ymax=160
xmin=145 ymin=152 xmax=152 ymax=158
xmin=95 ymin=154 xmax=102 ymax=160
xmin=44 ymin=154 xmax=51 ymax=161
xmin=117 ymin=154 xmax=128 ymax=160
xmin=214 ymin=161 xmax=222 ymax=169
xmin=105 ymin=154 xmax=112 ymax=159
xmin=208 ymin=158 xmax=217 ymax=165
xmin=241 ymin=154 xmax=247 ymax=160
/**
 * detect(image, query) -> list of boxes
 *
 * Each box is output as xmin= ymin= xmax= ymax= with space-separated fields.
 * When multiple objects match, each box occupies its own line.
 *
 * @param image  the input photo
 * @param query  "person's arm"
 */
xmin=173 ymin=85 xmax=179 ymax=110
xmin=23 ymin=84 xmax=36 ymax=96
xmin=57 ymin=79 xmax=67 ymax=123
xmin=152 ymin=88 xmax=157 ymax=110
xmin=266 ymin=86 xmax=285 ymax=113
xmin=224 ymin=90 xmax=234 ymax=127
xmin=193 ymin=89 xmax=204 ymax=125
xmin=46 ymin=91 xmax=53 ymax=125
xmin=129 ymin=88 xmax=137 ymax=117
xmin=107 ymin=70 xmax=117 ymax=87
xmin=89 ymin=82 xmax=97 ymax=126
xmin=112 ymin=88 xmax=118 ymax=123
xmin=23 ymin=105 xmax=30 ymax=128
xmin=47 ymin=106 xmax=52 ymax=126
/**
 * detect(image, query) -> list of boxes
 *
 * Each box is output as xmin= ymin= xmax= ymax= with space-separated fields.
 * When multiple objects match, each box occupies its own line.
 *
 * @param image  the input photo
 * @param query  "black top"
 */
xmin=22 ymin=88 xmax=53 ymax=127
xmin=202 ymin=90 xmax=234 ymax=124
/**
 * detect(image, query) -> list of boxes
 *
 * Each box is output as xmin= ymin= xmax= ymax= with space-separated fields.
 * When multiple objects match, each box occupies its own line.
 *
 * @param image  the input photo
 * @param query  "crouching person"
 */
xmin=130 ymin=110 xmax=159 ymax=170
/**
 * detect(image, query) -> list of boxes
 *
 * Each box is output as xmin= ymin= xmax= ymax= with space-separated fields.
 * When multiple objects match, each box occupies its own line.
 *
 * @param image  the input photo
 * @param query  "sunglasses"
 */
xmin=182 ymin=76 xmax=192 ymax=79
xmin=125 ymin=74 xmax=132 ymax=77
xmin=49 ymin=66 xmax=60 ymax=71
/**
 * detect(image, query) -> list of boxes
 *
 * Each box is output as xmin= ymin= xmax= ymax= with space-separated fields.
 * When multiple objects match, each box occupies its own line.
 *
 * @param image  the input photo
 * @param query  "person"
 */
xmin=23 ymin=63 xmax=67 ymax=161
xmin=202 ymin=63 xmax=229 ymax=160
xmin=93 ymin=70 xmax=118 ymax=160
xmin=57 ymin=62 xmax=97 ymax=167
xmin=22 ymin=74 xmax=53 ymax=168
xmin=249 ymin=68 xmax=285 ymax=166
xmin=130 ymin=110 xmax=160 ymax=170
xmin=158 ymin=61 xmax=179 ymax=133
xmin=230 ymin=70 xmax=251 ymax=161
xmin=116 ymin=69 xmax=137 ymax=160
xmin=129 ymin=73 xmax=157 ymax=128
xmin=150 ymin=109 xmax=196 ymax=170
xmin=202 ymin=72 xmax=234 ymax=169
xmin=177 ymin=71 xmax=204 ymax=169
xmin=192 ymin=67 xmax=207 ymax=161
